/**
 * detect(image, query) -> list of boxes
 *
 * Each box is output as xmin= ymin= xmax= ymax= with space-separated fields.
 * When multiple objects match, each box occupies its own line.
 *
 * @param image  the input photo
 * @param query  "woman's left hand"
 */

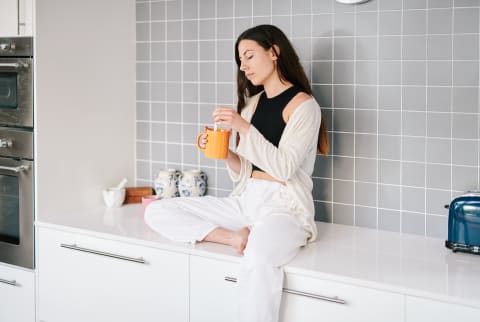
xmin=212 ymin=107 xmax=250 ymax=135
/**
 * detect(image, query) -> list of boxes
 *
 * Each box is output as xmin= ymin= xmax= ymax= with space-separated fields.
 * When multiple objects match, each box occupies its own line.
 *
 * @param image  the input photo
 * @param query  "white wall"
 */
xmin=35 ymin=0 xmax=135 ymax=218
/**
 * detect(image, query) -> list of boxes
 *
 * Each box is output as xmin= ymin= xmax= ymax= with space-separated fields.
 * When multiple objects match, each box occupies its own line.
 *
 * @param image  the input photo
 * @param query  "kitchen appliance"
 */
xmin=0 ymin=37 xmax=34 ymax=269
xmin=445 ymin=192 xmax=480 ymax=255
xmin=0 ymin=37 xmax=33 ymax=128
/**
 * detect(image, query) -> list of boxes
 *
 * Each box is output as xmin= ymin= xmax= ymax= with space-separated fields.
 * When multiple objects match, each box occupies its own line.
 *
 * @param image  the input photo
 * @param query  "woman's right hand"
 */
xmin=212 ymin=107 xmax=250 ymax=136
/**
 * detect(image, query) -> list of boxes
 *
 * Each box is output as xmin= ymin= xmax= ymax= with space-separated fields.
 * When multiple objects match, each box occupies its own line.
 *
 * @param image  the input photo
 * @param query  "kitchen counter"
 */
xmin=37 ymin=204 xmax=480 ymax=309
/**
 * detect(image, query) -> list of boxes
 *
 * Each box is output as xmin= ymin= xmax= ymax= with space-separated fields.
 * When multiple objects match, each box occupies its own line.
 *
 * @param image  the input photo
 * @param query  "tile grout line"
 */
xmin=450 ymin=3 xmax=455 ymax=210
xmin=331 ymin=0 xmax=335 ymax=224
xmin=216 ymin=0 xmax=222 ymax=195
xmin=424 ymin=2 xmax=429 ymax=237
xmin=353 ymin=3 xmax=357 ymax=227
xmin=196 ymin=0 xmax=201 ymax=175
xmin=399 ymin=0 xmax=404 ymax=234
xmin=163 ymin=1 xmax=168 ymax=171
xmin=376 ymin=0 xmax=380 ymax=230
xmin=148 ymin=1 xmax=153 ymax=186
xmin=180 ymin=0 xmax=184 ymax=173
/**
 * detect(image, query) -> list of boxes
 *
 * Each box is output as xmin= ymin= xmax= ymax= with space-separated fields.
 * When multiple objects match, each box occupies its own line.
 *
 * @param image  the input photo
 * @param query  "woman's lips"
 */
xmin=246 ymin=73 xmax=254 ymax=79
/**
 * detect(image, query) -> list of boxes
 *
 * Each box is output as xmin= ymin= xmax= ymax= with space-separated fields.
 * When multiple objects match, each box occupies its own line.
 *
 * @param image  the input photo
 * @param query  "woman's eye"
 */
xmin=247 ymin=55 xmax=253 ymax=60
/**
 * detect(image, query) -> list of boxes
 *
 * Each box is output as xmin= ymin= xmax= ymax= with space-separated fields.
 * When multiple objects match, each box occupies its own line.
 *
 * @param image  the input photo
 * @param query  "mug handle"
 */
xmin=196 ymin=132 xmax=207 ymax=151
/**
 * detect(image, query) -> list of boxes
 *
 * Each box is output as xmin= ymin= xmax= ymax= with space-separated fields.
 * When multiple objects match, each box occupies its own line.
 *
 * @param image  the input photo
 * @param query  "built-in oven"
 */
xmin=0 ymin=128 xmax=34 ymax=268
xmin=0 ymin=37 xmax=33 ymax=128
xmin=0 ymin=37 xmax=34 ymax=269
xmin=0 ymin=128 xmax=33 ymax=268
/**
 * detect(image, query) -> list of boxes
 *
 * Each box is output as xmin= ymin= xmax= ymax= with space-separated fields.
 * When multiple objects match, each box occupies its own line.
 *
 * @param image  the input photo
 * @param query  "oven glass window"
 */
xmin=0 ymin=175 xmax=19 ymax=245
xmin=0 ymin=72 xmax=18 ymax=109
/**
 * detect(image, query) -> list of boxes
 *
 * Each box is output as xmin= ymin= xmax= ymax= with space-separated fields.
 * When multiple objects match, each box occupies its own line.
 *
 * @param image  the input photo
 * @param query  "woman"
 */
xmin=145 ymin=24 xmax=328 ymax=322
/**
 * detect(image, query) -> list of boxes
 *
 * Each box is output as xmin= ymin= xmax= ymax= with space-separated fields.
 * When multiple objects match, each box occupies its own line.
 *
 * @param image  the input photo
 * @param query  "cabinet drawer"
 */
xmin=406 ymin=296 xmax=480 ymax=322
xmin=280 ymin=273 xmax=404 ymax=322
xmin=0 ymin=263 xmax=35 ymax=322
xmin=190 ymin=255 xmax=240 ymax=322
xmin=38 ymin=226 xmax=189 ymax=322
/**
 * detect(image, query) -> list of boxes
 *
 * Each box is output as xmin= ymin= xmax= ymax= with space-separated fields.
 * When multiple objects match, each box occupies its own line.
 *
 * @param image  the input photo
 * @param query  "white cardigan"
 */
xmin=227 ymin=92 xmax=322 ymax=242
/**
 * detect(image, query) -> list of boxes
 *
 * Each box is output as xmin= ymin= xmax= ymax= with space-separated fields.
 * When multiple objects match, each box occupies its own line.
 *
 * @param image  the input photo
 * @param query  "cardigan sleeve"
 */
xmin=226 ymin=93 xmax=259 ymax=183
xmin=236 ymin=99 xmax=321 ymax=182
xmin=226 ymin=150 xmax=252 ymax=183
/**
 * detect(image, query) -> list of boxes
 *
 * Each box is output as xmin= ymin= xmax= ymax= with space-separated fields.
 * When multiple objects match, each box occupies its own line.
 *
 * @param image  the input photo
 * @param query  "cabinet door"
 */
xmin=38 ymin=227 xmax=189 ymax=322
xmin=406 ymin=296 xmax=480 ymax=322
xmin=190 ymin=255 xmax=240 ymax=322
xmin=0 ymin=0 xmax=18 ymax=37
xmin=280 ymin=273 xmax=404 ymax=322
xmin=18 ymin=0 xmax=33 ymax=36
xmin=0 ymin=263 xmax=35 ymax=322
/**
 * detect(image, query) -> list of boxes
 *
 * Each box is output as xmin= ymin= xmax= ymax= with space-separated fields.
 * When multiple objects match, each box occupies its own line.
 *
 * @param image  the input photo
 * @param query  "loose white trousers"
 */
xmin=144 ymin=178 xmax=309 ymax=322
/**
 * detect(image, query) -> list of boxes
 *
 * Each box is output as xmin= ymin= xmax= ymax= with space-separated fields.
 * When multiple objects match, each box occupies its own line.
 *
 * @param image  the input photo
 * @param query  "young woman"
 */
xmin=145 ymin=24 xmax=328 ymax=322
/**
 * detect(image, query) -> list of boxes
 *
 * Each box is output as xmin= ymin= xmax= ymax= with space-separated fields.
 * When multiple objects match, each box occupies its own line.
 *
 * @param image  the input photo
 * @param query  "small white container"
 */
xmin=102 ymin=188 xmax=126 ymax=208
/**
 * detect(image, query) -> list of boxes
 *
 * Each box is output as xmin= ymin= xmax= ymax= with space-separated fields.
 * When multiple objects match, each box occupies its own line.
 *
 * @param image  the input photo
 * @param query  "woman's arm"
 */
xmin=213 ymin=106 xmax=250 ymax=178
xmin=226 ymin=149 xmax=241 ymax=174
xmin=236 ymin=100 xmax=321 ymax=182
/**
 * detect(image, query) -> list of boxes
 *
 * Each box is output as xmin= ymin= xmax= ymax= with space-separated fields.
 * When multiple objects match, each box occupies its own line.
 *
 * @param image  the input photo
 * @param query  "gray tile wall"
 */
xmin=135 ymin=0 xmax=480 ymax=238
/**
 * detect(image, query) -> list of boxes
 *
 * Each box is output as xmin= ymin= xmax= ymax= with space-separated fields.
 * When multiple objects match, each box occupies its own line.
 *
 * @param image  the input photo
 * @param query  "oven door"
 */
xmin=0 ymin=157 xmax=33 ymax=269
xmin=0 ymin=57 xmax=33 ymax=128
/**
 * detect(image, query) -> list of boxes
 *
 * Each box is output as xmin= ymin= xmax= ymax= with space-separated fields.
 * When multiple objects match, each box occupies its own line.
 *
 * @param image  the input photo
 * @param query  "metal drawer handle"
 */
xmin=225 ymin=276 xmax=237 ymax=283
xmin=0 ymin=62 xmax=28 ymax=69
xmin=0 ymin=278 xmax=18 ymax=286
xmin=0 ymin=165 xmax=29 ymax=173
xmin=224 ymin=276 xmax=346 ymax=304
xmin=60 ymin=243 xmax=146 ymax=264
xmin=283 ymin=288 xmax=346 ymax=304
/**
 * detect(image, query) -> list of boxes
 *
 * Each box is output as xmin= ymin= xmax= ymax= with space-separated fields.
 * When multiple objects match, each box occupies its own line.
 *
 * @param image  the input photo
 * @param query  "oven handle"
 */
xmin=0 ymin=165 xmax=29 ymax=173
xmin=0 ymin=62 xmax=29 ymax=69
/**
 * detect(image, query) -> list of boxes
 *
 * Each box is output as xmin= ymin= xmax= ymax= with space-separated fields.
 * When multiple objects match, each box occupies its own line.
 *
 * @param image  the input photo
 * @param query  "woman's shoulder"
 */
xmin=284 ymin=92 xmax=319 ymax=122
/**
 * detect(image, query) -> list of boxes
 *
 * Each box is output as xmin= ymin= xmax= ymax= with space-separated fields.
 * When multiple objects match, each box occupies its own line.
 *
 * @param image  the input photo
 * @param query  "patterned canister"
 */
xmin=154 ymin=169 xmax=181 ymax=198
xmin=178 ymin=169 xmax=207 ymax=197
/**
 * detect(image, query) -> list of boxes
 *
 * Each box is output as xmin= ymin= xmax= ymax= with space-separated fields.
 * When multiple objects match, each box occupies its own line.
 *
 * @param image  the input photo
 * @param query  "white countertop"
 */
xmin=37 ymin=204 xmax=480 ymax=309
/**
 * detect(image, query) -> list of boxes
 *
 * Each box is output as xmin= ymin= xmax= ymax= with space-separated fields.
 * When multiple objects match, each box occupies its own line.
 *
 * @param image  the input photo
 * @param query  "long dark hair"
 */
xmin=234 ymin=24 xmax=328 ymax=155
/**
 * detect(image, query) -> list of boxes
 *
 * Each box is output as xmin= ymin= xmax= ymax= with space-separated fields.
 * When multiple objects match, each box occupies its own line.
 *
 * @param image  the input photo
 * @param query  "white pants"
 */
xmin=144 ymin=178 xmax=309 ymax=322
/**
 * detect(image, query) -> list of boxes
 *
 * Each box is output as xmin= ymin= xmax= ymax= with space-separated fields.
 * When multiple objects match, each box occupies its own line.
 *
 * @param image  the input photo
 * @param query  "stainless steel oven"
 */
xmin=0 ymin=37 xmax=34 ymax=269
xmin=0 ymin=37 xmax=33 ymax=128
xmin=0 ymin=128 xmax=33 ymax=268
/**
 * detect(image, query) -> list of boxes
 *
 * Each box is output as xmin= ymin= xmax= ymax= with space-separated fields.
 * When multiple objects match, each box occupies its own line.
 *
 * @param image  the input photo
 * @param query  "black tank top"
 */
xmin=250 ymin=85 xmax=301 ymax=172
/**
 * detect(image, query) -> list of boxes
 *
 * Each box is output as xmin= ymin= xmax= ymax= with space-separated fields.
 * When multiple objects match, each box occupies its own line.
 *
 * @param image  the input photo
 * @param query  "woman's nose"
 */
xmin=240 ymin=61 xmax=248 ymax=71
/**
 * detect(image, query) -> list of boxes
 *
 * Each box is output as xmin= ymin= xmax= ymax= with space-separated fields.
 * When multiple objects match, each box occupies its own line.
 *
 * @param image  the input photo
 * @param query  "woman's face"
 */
xmin=237 ymin=39 xmax=278 ymax=86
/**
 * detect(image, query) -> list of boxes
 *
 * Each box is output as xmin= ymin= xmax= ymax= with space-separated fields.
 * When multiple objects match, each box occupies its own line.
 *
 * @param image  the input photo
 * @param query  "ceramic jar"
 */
xmin=178 ymin=169 xmax=207 ymax=197
xmin=154 ymin=169 xmax=181 ymax=198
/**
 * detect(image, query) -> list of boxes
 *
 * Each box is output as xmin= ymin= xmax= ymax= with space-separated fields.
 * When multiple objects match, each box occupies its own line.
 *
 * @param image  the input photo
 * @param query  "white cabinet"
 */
xmin=0 ymin=263 xmax=35 ymax=322
xmin=190 ymin=255 xmax=405 ymax=322
xmin=18 ymin=0 xmax=33 ymax=36
xmin=0 ymin=0 xmax=33 ymax=37
xmin=280 ymin=273 xmax=404 ymax=322
xmin=190 ymin=255 xmax=240 ymax=322
xmin=406 ymin=296 xmax=480 ymax=322
xmin=37 ymin=227 xmax=189 ymax=322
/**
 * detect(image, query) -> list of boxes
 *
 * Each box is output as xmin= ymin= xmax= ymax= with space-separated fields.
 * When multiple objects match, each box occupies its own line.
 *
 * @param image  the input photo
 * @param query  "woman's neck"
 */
xmin=263 ymin=78 xmax=293 ymax=98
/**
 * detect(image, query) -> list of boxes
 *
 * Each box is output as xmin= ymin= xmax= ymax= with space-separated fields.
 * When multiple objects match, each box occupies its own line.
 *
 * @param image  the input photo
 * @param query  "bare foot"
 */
xmin=202 ymin=226 xmax=250 ymax=254
xmin=233 ymin=227 xmax=250 ymax=255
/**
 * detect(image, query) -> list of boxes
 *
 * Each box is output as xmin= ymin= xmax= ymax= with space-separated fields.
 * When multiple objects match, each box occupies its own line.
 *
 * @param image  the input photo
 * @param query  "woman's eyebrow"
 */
xmin=241 ymin=49 xmax=253 ymax=56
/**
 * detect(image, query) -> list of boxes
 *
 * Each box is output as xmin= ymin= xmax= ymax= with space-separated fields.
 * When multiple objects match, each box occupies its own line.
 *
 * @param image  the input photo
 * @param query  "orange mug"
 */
xmin=196 ymin=127 xmax=231 ymax=159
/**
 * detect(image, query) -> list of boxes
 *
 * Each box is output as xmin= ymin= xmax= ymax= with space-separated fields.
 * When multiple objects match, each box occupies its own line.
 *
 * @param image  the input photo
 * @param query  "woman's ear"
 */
xmin=270 ymin=44 xmax=280 ymax=60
